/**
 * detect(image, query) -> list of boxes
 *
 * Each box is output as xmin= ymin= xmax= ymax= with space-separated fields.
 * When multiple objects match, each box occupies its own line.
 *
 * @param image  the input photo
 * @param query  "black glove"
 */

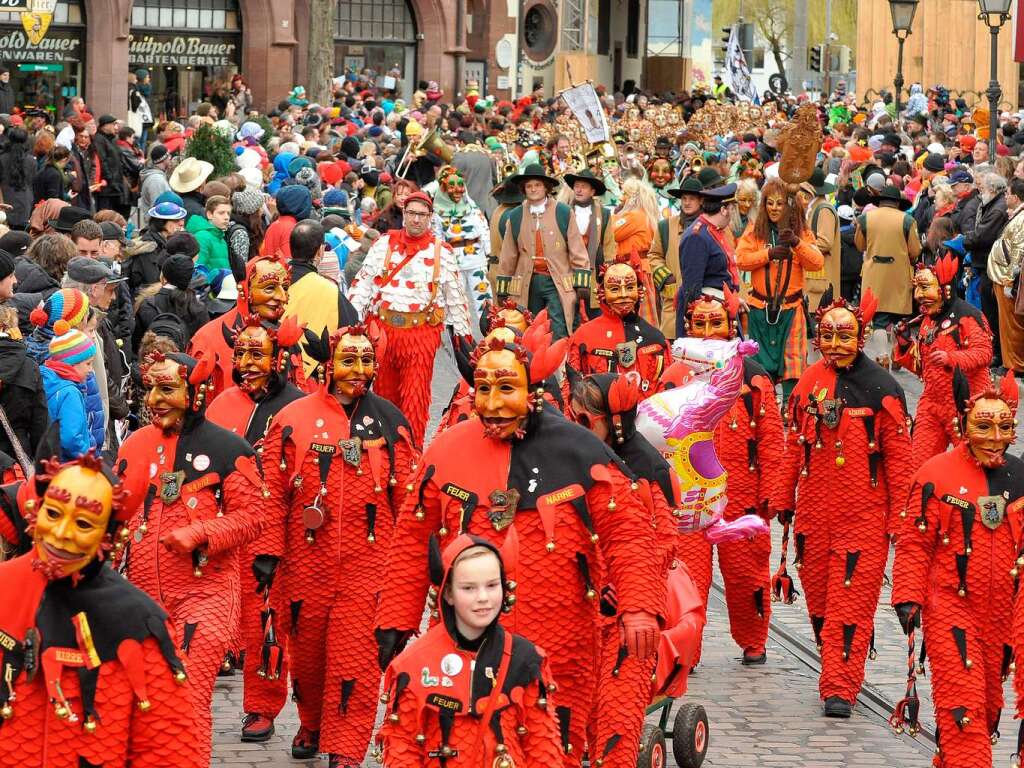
xmin=777 ymin=509 xmax=795 ymax=526
xmin=894 ymin=602 xmax=921 ymax=635
xmin=779 ymin=228 xmax=800 ymax=248
xmin=375 ymin=628 xmax=413 ymax=672
xmin=575 ymin=286 xmax=591 ymax=305
xmin=251 ymin=555 xmax=279 ymax=594
xmin=663 ymin=274 xmax=677 ymax=286
xmin=768 ymin=245 xmax=792 ymax=261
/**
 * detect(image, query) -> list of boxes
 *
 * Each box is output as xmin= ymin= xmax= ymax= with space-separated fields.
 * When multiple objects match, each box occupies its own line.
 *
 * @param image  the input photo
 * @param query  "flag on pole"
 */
xmin=726 ymin=24 xmax=758 ymax=102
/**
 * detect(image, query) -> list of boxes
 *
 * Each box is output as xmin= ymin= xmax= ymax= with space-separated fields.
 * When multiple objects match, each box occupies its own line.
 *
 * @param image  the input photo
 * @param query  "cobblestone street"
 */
xmin=210 ymin=357 xmax=1024 ymax=767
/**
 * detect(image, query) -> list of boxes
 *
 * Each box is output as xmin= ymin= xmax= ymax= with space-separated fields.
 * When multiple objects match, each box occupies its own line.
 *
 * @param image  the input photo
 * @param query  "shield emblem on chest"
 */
xmin=616 ymin=340 xmax=637 ymax=368
xmin=978 ymin=495 xmax=1006 ymax=530
xmin=160 ymin=470 xmax=185 ymax=504
xmin=488 ymin=489 xmax=520 ymax=531
xmin=339 ymin=437 xmax=362 ymax=467
xmin=819 ymin=398 xmax=842 ymax=429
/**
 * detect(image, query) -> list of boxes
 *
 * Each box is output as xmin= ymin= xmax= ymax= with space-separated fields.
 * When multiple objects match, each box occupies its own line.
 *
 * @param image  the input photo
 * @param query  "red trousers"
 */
xmin=798 ymin=525 xmax=887 ymax=703
xmin=588 ymin=621 xmax=655 ymax=768
xmin=240 ymin=558 xmax=289 ymax=717
xmin=911 ymin=399 xmax=957 ymax=471
xmin=373 ymin=322 xmax=443 ymax=445
xmin=675 ymin=531 xmax=771 ymax=659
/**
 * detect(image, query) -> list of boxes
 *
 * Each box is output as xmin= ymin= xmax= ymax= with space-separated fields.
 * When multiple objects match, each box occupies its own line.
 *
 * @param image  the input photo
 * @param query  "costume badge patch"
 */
xmin=978 ymin=495 xmax=1006 ymax=530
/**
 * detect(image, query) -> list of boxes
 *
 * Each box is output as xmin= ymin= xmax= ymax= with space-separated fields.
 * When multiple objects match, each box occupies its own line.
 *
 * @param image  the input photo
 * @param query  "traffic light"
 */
xmin=721 ymin=26 xmax=733 ymax=47
xmin=809 ymin=44 xmax=822 ymax=72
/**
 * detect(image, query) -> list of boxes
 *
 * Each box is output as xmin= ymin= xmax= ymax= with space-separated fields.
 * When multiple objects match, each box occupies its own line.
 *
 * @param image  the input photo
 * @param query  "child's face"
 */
xmin=73 ymin=357 xmax=94 ymax=377
xmin=444 ymin=551 xmax=502 ymax=636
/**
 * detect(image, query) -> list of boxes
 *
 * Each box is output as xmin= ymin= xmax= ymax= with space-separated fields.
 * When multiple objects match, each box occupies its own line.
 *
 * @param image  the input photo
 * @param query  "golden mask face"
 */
xmin=34 ymin=465 xmax=113 ymax=578
xmin=649 ymin=159 xmax=673 ymax=188
xmin=601 ymin=263 xmax=640 ymax=318
xmin=965 ymin=397 xmax=1016 ymax=468
xmin=249 ymin=261 xmax=290 ymax=322
xmin=816 ymin=307 xmax=861 ymax=369
xmin=233 ymin=326 xmax=275 ymax=397
xmin=765 ymin=193 xmax=786 ymax=224
xmin=142 ymin=358 xmax=190 ymax=433
xmin=331 ymin=332 xmax=376 ymax=402
xmin=688 ymin=298 xmax=731 ymax=340
xmin=473 ymin=349 xmax=530 ymax=440
xmin=913 ymin=268 xmax=943 ymax=316
xmin=736 ymin=191 xmax=755 ymax=216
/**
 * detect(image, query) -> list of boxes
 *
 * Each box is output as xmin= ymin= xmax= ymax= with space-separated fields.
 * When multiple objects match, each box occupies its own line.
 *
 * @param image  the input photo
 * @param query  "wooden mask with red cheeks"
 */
xmin=33 ymin=465 xmax=113 ymax=579
xmin=248 ymin=260 xmax=290 ymax=322
xmin=331 ymin=332 xmax=376 ymax=401
xmin=599 ymin=262 xmax=640 ymax=318
xmin=233 ymin=325 xmax=275 ymax=397
xmin=472 ymin=348 xmax=531 ymax=440
xmin=912 ymin=267 xmax=944 ymax=316
xmin=816 ymin=306 xmax=861 ymax=369
xmin=964 ymin=378 xmax=1018 ymax=468
xmin=141 ymin=357 xmax=190 ymax=433
xmin=687 ymin=297 xmax=732 ymax=340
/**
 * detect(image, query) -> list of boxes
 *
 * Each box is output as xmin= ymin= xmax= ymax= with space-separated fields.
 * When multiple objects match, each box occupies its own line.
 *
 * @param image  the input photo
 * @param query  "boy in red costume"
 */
xmin=675 ymin=286 xmax=783 ymax=664
xmin=0 ymin=449 xmax=199 ymax=768
xmin=258 ymin=324 xmax=419 ymax=766
xmin=377 ymin=534 xmax=564 ymax=767
xmin=565 ymin=251 xmax=671 ymax=398
xmin=568 ymin=372 xmax=678 ymax=768
xmin=188 ymin=255 xmax=299 ymax=400
xmin=347 ymin=191 xmax=472 ymax=445
xmin=375 ymin=315 xmax=663 ymax=767
xmin=893 ymin=256 xmax=993 ymax=469
xmin=205 ymin=315 xmax=307 ymax=743
xmin=891 ymin=370 xmax=1023 ymax=768
xmin=772 ymin=290 xmax=913 ymax=717
xmin=117 ymin=352 xmax=267 ymax=765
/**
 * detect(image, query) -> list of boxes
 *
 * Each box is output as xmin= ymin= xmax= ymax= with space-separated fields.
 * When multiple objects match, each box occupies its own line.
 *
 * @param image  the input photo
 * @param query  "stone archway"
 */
xmin=238 ymin=0 xmax=297 ymax=111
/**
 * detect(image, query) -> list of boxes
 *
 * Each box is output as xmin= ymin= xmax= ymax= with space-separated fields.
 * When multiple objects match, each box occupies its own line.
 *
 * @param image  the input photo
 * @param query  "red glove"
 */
xmin=619 ymin=610 xmax=660 ymax=660
xmin=161 ymin=524 xmax=208 ymax=554
xmin=928 ymin=349 xmax=951 ymax=368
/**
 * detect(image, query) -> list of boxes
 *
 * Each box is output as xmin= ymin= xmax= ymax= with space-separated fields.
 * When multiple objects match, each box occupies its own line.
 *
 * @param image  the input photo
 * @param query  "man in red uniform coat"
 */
xmin=258 ymin=324 xmax=419 ymax=767
xmin=892 ymin=371 xmax=1023 ymax=768
xmin=773 ymin=291 xmax=913 ymax=718
xmin=205 ymin=314 xmax=307 ymax=742
xmin=375 ymin=316 xmax=664 ymax=767
xmin=117 ymin=352 xmax=267 ymax=765
xmin=188 ymin=255 xmax=297 ymax=400
xmin=565 ymin=251 xmax=670 ymax=397
xmin=347 ymin=191 xmax=472 ymax=445
xmin=0 ymin=449 xmax=199 ymax=768
xmin=674 ymin=285 xmax=783 ymax=664
xmin=893 ymin=255 xmax=993 ymax=469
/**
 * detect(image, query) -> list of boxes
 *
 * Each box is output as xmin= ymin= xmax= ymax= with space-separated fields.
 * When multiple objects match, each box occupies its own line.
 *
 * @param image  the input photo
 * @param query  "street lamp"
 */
xmin=887 ymin=0 xmax=919 ymax=116
xmin=977 ymin=0 xmax=1012 ymax=160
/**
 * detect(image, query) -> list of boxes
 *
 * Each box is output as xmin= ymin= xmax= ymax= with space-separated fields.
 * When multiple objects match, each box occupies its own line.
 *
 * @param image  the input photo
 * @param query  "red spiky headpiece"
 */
xmin=140 ymin=350 xmax=215 ymax=412
xmin=301 ymin=321 xmax=386 ymax=391
xmin=238 ymin=254 xmax=290 ymax=315
xmin=813 ymin=289 xmax=878 ymax=351
xmin=597 ymin=249 xmax=645 ymax=306
xmin=915 ymin=255 xmax=959 ymax=300
xmin=231 ymin=313 xmax=305 ymax=374
xmin=684 ymin=284 xmax=741 ymax=338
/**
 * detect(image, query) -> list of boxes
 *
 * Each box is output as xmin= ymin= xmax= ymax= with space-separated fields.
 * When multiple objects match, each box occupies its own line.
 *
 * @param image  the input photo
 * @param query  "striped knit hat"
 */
xmin=48 ymin=321 xmax=96 ymax=365
xmin=30 ymin=288 xmax=90 ymax=330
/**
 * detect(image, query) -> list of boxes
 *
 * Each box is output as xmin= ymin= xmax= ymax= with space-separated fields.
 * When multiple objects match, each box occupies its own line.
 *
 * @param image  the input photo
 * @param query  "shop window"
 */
xmin=0 ymin=0 xmax=80 ymax=24
xmin=626 ymin=0 xmax=639 ymax=58
xmin=597 ymin=0 xmax=610 ymax=56
xmin=335 ymin=0 xmax=415 ymax=42
xmin=132 ymin=0 xmax=239 ymax=32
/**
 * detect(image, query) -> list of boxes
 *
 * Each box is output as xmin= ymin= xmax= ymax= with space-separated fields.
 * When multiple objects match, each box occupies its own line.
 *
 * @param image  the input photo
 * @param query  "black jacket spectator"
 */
xmin=0 ymin=128 xmax=36 ymax=229
xmin=11 ymin=257 xmax=58 ymax=335
xmin=69 ymin=141 xmax=96 ymax=211
xmin=92 ymin=125 xmax=127 ymax=208
xmin=125 ymin=226 xmax=169 ymax=294
xmin=134 ymin=285 xmax=209 ymax=352
xmin=0 ymin=336 xmax=49 ymax=461
xmin=32 ymin=162 xmax=65 ymax=203
xmin=962 ymin=192 xmax=1008 ymax=272
xmin=0 ymin=72 xmax=14 ymax=115
xmin=950 ymin=189 xmax=981 ymax=240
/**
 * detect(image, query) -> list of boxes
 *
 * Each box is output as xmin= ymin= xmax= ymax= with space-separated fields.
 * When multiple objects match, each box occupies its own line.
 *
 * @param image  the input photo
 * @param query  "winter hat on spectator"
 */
xmin=0 ymin=249 xmax=14 ymax=281
xmin=154 ymin=190 xmax=185 ymax=208
xmin=48 ymin=321 xmax=96 ymax=365
xmin=234 ymin=147 xmax=261 ymax=170
xmin=323 ymin=188 xmax=349 ymax=208
xmin=294 ymin=166 xmax=322 ymax=200
xmin=148 ymin=201 xmax=188 ymax=221
xmin=149 ymin=143 xmax=169 ymax=164
xmin=165 ymin=231 xmax=200 ymax=259
xmin=318 ymin=161 xmax=345 ymax=187
xmin=238 ymin=121 xmax=265 ymax=142
xmin=97 ymin=115 xmax=118 ymax=129
xmin=287 ymin=155 xmax=315 ymax=178
xmin=162 ymin=253 xmax=195 ymax=291
xmin=239 ymin=166 xmax=263 ymax=191
xmin=836 ymin=204 xmax=855 ymax=223
xmin=0 ymin=231 xmax=31 ymax=258
xmin=923 ymin=152 xmax=946 ymax=173
xmin=31 ymin=288 xmax=90 ymax=331
xmin=276 ymin=184 xmax=313 ymax=219
xmin=232 ymin=188 xmax=264 ymax=216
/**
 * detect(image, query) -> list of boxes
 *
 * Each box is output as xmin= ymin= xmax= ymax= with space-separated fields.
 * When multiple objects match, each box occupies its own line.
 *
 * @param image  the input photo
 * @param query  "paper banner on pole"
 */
xmin=560 ymin=82 xmax=609 ymax=144
xmin=726 ymin=23 xmax=757 ymax=103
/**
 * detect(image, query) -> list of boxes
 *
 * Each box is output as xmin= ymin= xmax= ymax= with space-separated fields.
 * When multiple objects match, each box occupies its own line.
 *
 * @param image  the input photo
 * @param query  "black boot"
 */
xmin=823 ymin=696 xmax=852 ymax=718
xmin=291 ymin=726 xmax=320 ymax=759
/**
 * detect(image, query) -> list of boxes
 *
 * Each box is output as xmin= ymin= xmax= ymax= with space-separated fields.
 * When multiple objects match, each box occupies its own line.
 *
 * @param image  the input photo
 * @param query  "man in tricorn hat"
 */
xmin=563 ymin=167 xmax=614 ymax=319
xmin=496 ymin=163 xmax=590 ymax=340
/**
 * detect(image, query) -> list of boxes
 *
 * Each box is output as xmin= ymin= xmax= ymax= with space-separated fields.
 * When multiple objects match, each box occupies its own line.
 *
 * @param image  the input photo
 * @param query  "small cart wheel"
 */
xmin=636 ymin=722 xmax=667 ymax=768
xmin=672 ymin=702 xmax=709 ymax=768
